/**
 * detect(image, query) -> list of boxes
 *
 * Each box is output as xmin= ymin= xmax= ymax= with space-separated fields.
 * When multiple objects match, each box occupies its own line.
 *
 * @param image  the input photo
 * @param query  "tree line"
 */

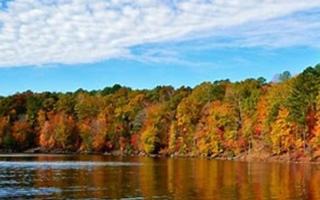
xmin=1 ymin=64 xmax=320 ymax=157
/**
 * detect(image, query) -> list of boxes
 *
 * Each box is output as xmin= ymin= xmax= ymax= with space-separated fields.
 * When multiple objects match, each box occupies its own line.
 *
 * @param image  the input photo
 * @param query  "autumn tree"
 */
xmin=12 ymin=121 xmax=33 ymax=150
xmin=79 ymin=110 xmax=109 ymax=152
xmin=39 ymin=111 xmax=78 ymax=150
xmin=195 ymin=101 xmax=238 ymax=155
xmin=311 ymin=92 xmax=320 ymax=149
xmin=175 ymin=82 xmax=226 ymax=153
xmin=0 ymin=117 xmax=10 ymax=148
xmin=140 ymin=104 xmax=172 ymax=154
xmin=287 ymin=67 xmax=320 ymax=151
xmin=2 ymin=64 xmax=320 ymax=158
xmin=269 ymin=107 xmax=296 ymax=154
xmin=225 ymin=79 xmax=262 ymax=152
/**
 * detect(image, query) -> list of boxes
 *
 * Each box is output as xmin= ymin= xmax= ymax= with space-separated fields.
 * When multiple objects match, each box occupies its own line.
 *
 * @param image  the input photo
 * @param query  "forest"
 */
xmin=1 ymin=64 xmax=320 ymax=161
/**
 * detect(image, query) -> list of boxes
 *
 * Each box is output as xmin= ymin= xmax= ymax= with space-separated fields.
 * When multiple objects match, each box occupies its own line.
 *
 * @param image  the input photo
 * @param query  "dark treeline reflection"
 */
xmin=1 ymin=155 xmax=320 ymax=199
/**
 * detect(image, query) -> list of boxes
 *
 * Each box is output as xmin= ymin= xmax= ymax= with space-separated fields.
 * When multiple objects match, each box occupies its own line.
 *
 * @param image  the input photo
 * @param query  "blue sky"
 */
xmin=0 ymin=0 xmax=320 ymax=96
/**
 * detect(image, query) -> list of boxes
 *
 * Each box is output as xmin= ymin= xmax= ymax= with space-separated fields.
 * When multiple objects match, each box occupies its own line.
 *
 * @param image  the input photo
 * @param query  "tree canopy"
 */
xmin=1 ymin=64 xmax=320 ymax=158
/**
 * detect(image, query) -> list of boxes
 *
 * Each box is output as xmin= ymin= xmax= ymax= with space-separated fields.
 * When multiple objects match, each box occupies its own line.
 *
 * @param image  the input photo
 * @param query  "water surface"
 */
xmin=0 ymin=154 xmax=319 ymax=199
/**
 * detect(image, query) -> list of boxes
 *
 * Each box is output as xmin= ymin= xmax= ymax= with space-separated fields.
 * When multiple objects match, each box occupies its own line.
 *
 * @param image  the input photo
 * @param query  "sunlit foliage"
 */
xmin=1 ymin=65 xmax=320 ymax=157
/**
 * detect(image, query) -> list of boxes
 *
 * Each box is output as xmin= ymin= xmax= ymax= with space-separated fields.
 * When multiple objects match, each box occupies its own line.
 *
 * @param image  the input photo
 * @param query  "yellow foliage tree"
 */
xmin=270 ymin=107 xmax=296 ymax=154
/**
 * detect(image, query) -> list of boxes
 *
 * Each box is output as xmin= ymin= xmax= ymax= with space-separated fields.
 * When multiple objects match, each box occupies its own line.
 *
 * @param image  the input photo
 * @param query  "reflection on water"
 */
xmin=0 ymin=187 xmax=61 ymax=198
xmin=0 ymin=161 xmax=142 ymax=169
xmin=0 ymin=155 xmax=319 ymax=200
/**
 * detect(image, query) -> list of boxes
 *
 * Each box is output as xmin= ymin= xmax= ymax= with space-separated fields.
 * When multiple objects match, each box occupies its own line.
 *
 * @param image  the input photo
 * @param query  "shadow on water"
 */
xmin=0 ymin=154 xmax=320 ymax=199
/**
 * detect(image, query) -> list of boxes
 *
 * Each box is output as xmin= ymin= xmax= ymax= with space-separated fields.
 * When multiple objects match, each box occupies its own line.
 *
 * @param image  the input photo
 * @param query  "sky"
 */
xmin=0 ymin=0 xmax=320 ymax=96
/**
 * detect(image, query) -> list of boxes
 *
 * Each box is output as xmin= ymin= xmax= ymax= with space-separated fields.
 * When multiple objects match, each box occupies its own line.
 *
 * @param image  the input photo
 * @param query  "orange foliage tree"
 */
xmin=39 ymin=111 xmax=78 ymax=150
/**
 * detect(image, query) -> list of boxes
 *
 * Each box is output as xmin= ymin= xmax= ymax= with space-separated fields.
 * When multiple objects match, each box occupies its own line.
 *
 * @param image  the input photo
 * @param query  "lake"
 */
xmin=0 ymin=154 xmax=319 ymax=200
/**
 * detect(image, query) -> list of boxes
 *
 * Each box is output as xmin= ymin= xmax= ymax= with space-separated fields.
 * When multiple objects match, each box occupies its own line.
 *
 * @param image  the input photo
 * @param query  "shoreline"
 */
xmin=1 ymin=148 xmax=320 ymax=164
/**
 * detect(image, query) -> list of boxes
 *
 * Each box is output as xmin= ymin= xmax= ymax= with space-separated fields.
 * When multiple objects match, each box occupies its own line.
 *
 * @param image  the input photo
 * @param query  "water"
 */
xmin=0 ymin=154 xmax=319 ymax=200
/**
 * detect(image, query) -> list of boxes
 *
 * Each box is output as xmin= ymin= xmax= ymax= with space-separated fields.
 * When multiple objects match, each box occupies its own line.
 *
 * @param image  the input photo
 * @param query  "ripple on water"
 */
xmin=0 ymin=161 xmax=142 ymax=170
xmin=0 ymin=154 xmax=73 ymax=157
xmin=0 ymin=187 xmax=61 ymax=198
xmin=0 ymin=180 xmax=20 ymax=185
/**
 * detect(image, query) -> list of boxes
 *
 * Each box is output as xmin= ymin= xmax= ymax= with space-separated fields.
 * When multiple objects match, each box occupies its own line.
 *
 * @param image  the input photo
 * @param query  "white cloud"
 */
xmin=0 ymin=0 xmax=319 ymax=67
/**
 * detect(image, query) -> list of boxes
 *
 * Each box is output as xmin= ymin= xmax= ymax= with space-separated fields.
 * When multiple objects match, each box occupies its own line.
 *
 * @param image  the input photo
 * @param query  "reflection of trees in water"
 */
xmin=13 ymin=155 xmax=320 ymax=199
xmin=166 ymin=159 xmax=320 ymax=200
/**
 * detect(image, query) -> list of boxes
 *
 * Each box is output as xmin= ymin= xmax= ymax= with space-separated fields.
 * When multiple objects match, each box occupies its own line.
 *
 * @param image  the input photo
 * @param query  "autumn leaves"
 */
xmin=1 ymin=65 xmax=320 ymax=158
